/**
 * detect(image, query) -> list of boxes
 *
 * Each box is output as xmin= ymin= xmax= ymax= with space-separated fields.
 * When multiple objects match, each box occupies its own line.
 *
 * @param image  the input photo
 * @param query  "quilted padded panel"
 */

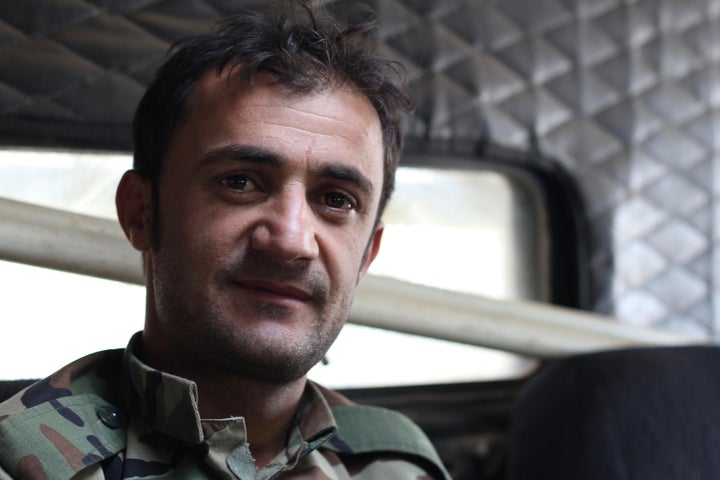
xmin=0 ymin=0 xmax=718 ymax=338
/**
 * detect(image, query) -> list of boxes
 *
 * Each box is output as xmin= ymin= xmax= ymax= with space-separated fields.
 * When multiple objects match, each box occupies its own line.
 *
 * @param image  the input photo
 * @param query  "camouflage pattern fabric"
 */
xmin=0 ymin=333 xmax=450 ymax=479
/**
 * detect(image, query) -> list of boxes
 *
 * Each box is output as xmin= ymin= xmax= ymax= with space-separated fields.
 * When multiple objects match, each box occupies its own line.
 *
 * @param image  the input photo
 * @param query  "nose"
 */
xmin=249 ymin=192 xmax=319 ymax=261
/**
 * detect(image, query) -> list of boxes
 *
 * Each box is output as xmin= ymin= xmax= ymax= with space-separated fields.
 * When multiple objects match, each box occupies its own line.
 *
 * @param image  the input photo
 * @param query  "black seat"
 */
xmin=507 ymin=346 xmax=720 ymax=480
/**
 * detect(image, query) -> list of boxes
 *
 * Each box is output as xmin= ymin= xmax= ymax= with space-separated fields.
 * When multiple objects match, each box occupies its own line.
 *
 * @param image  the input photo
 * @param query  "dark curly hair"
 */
xmin=132 ymin=0 xmax=412 ymax=221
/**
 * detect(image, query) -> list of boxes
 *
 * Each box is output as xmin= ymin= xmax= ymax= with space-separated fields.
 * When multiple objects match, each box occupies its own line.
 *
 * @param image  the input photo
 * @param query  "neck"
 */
xmin=140 ymin=329 xmax=307 ymax=469
xmin=196 ymin=371 xmax=308 ymax=468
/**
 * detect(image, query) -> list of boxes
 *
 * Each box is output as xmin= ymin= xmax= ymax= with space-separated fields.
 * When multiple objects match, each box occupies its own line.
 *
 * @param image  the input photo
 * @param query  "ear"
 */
xmin=358 ymin=222 xmax=384 ymax=279
xmin=116 ymin=170 xmax=153 ymax=252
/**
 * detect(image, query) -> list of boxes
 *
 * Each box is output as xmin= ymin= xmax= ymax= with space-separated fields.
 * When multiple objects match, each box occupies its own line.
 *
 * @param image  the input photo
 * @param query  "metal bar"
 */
xmin=0 ymin=197 xmax=699 ymax=357
xmin=352 ymin=276 xmax=699 ymax=357
xmin=0 ymin=197 xmax=141 ymax=284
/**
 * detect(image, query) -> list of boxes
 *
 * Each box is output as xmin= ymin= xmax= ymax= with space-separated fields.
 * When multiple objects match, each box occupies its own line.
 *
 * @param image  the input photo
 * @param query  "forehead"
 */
xmin=168 ymin=70 xmax=384 ymax=185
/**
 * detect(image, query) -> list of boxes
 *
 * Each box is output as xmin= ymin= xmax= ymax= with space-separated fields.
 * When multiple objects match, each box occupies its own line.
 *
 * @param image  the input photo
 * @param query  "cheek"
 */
xmin=158 ymin=198 xmax=230 ymax=259
xmin=324 ymin=231 xmax=370 ymax=282
xmin=191 ymin=213 xmax=245 ymax=257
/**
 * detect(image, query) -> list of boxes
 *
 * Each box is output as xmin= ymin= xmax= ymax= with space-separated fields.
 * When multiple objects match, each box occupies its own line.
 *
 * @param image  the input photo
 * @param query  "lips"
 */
xmin=234 ymin=279 xmax=313 ymax=303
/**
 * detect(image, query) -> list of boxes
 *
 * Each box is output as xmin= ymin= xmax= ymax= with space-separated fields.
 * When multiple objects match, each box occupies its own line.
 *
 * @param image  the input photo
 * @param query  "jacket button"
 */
xmin=96 ymin=405 xmax=124 ymax=429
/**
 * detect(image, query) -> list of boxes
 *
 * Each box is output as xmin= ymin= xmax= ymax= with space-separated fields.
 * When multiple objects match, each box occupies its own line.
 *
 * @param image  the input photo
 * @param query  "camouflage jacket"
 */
xmin=0 ymin=333 xmax=450 ymax=479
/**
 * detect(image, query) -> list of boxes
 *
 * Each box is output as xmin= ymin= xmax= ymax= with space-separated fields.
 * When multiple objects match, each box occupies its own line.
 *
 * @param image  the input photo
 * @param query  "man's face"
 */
xmin=139 ymin=72 xmax=384 ymax=382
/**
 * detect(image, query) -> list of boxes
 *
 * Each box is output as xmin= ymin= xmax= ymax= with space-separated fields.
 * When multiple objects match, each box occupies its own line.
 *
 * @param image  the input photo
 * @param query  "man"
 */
xmin=0 ymin=2 xmax=450 ymax=479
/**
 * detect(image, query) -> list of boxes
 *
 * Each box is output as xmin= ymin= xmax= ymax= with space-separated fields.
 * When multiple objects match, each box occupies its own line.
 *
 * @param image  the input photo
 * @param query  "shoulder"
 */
xmin=316 ymin=385 xmax=451 ymax=480
xmin=0 ymin=349 xmax=126 ymax=480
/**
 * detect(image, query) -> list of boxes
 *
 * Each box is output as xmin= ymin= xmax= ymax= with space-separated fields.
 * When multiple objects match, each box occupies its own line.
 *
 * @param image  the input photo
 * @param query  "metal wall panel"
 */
xmin=368 ymin=0 xmax=720 ymax=339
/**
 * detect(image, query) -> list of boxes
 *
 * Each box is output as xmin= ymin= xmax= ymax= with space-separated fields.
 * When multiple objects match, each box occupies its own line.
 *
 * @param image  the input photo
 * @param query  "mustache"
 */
xmin=222 ymin=252 xmax=330 ymax=299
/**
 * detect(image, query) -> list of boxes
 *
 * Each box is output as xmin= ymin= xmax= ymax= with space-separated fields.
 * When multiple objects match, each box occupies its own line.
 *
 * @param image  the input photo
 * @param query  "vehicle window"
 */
xmin=0 ymin=149 xmax=541 ymax=384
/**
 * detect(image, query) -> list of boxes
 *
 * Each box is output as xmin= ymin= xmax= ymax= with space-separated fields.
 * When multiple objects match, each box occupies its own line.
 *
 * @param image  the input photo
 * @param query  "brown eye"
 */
xmin=325 ymin=192 xmax=356 ymax=210
xmin=221 ymin=174 xmax=256 ymax=192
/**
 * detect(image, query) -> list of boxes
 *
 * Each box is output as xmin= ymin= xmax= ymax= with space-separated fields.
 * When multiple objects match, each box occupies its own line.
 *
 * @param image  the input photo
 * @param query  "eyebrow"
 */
xmin=196 ymin=144 xmax=283 ymax=170
xmin=319 ymin=163 xmax=375 ymax=199
xmin=196 ymin=143 xmax=376 ymax=197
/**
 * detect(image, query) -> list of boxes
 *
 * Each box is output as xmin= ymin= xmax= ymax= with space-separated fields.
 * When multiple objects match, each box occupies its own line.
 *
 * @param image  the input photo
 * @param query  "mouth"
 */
xmin=233 ymin=279 xmax=313 ymax=305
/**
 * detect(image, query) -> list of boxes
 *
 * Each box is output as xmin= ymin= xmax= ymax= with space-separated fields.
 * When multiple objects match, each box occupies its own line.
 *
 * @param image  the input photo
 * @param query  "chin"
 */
xmin=198 ymin=332 xmax=327 ymax=383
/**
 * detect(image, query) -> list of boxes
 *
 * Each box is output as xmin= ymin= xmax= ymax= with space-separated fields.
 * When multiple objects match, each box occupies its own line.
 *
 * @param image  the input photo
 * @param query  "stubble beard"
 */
xmin=152 ymin=249 xmax=349 ymax=383
xmin=194 ymin=299 xmax=347 ymax=383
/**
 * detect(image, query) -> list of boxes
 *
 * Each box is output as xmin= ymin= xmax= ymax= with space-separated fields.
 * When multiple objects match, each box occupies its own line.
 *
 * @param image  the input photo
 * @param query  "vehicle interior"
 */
xmin=1 ymin=1 xmax=717 ymax=478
